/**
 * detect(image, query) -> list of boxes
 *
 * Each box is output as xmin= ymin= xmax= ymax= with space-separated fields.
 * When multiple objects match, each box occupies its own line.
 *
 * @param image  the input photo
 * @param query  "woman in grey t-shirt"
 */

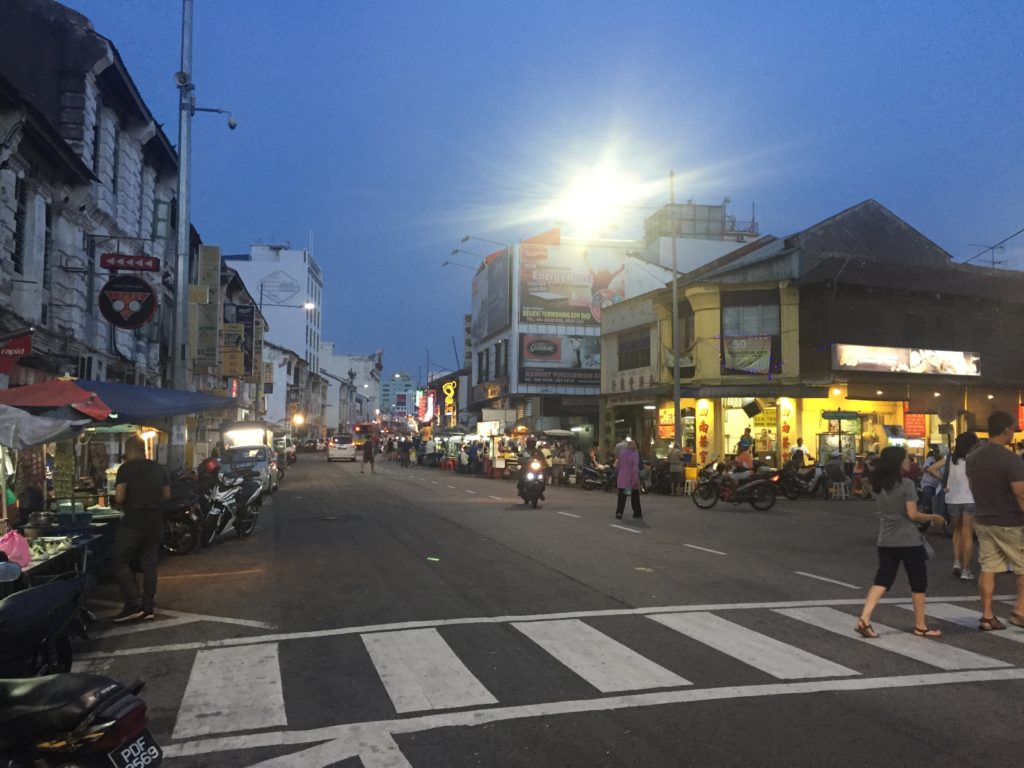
xmin=856 ymin=446 xmax=946 ymax=639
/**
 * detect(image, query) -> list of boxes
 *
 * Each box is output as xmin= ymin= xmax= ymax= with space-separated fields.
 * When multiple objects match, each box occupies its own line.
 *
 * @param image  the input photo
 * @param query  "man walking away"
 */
xmin=112 ymin=435 xmax=169 ymax=622
xmin=966 ymin=411 xmax=1024 ymax=630
xmin=361 ymin=437 xmax=375 ymax=474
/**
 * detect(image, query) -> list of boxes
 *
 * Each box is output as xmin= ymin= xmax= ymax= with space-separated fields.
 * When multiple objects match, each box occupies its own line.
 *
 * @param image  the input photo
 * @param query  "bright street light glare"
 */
xmin=545 ymin=160 xmax=661 ymax=240
xmin=303 ymin=301 xmax=316 ymax=310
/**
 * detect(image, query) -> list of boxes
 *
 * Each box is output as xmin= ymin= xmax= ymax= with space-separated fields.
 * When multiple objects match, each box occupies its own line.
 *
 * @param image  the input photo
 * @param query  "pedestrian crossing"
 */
xmin=157 ymin=600 xmax=1024 ymax=745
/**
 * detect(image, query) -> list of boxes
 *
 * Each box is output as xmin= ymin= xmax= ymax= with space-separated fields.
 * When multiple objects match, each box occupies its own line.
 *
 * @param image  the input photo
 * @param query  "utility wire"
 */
xmin=961 ymin=225 xmax=1024 ymax=265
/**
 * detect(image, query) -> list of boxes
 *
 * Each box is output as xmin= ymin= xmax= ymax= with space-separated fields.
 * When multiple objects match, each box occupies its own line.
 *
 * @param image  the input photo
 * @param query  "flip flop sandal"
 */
xmin=855 ymin=619 xmax=878 ymax=639
xmin=1009 ymin=613 xmax=1024 ymax=628
xmin=913 ymin=627 xmax=942 ymax=638
xmin=979 ymin=616 xmax=1006 ymax=631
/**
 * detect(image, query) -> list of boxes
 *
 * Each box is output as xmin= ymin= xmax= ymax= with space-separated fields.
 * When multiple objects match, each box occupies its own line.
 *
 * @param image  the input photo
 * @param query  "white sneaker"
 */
xmin=960 ymin=571 xmax=976 ymax=581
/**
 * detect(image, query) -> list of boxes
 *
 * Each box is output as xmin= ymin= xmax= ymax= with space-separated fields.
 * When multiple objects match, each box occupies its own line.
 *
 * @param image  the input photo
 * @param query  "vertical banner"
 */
xmin=222 ymin=323 xmax=245 ymax=378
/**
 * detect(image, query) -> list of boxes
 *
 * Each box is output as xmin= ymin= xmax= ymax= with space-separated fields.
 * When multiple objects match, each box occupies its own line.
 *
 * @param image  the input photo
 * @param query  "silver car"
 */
xmin=221 ymin=445 xmax=280 ymax=494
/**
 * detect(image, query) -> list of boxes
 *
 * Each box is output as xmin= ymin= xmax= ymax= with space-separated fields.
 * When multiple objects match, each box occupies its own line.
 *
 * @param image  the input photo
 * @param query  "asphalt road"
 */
xmin=79 ymin=455 xmax=1024 ymax=767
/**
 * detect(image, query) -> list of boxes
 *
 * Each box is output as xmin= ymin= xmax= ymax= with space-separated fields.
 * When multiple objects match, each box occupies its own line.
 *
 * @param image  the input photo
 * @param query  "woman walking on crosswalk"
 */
xmin=856 ymin=446 xmax=946 ymax=639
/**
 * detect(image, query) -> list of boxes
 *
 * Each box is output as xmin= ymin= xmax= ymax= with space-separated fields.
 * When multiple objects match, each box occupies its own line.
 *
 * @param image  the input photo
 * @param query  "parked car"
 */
xmin=221 ymin=445 xmax=280 ymax=494
xmin=327 ymin=434 xmax=356 ymax=462
xmin=274 ymin=435 xmax=297 ymax=465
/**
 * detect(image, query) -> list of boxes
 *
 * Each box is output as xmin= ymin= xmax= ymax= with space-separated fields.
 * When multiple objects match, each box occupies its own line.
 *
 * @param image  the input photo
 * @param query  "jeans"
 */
xmin=113 ymin=516 xmax=162 ymax=611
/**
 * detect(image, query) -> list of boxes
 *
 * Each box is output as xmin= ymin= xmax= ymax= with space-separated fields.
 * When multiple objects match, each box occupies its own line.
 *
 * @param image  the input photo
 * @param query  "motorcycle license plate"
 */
xmin=108 ymin=729 xmax=162 ymax=767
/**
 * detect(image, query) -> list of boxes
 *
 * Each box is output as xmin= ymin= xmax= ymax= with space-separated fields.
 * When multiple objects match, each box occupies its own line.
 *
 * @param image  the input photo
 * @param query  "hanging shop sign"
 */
xmin=903 ymin=412 xmax=927 ymax=438
xmin=833 ymin=344 xmax=980 ymax=376
xmin=442 ymin=380 xmax=457 ymax=416
xmin=100 ymin=253 xmax=160 ymax=271
xmin=98 ymin=274 xmax=158 ymax=329
xmin=0 ymin=333 xmax=32 ymax=374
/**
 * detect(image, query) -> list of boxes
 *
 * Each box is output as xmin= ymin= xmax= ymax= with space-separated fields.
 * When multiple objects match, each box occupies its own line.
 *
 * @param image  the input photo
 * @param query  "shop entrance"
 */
xmin=722 ymin=398 xmax=778 ymax=463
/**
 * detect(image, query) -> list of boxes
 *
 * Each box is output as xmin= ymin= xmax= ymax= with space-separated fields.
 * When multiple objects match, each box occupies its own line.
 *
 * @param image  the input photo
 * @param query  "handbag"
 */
xmin=0 ymin=530 xmax=31 ymax=568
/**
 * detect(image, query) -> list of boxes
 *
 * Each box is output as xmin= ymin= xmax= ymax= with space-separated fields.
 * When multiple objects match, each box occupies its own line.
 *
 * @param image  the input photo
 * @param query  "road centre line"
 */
xmin=556 ymin=511 xmax=581 ymax=518
xmin=159 ymin=568 xmax=267 ymax=580
xmin=162 ymin=668 xmax=1024 ymax=761
xmin=793 ymin=571 xmax=861 ymax=590
xmin=610 ymin=524 xmax=642 ymax=534
xmin=80 ymin=594 xmax=1015 ymax=659
xmin=488 ymin=495 xmax=503 ymax=500
xmin=683 ymin=544 xmax=727 ymax=556
xmin=431 ymin=481 xmax=439 ymax=484
xmin=446 ymin=485 xmax=456 ymax=489
xmin=465 ymin=490 xmax=477 ymax=494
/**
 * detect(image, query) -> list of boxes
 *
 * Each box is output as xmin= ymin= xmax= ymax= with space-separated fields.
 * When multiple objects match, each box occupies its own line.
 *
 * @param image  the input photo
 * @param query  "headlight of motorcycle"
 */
xmin=530 ymin=461 xmax=542 ymax=471
xmin=526 ymin=472 xmax=536 ymax=480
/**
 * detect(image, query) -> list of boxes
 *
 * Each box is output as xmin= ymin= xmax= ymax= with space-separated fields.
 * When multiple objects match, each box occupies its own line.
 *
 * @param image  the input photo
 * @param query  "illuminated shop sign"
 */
xmin=833 ymin=344 xmax=980 ymax=377
xmin=442 ymin=381 xmax=457 ymax=415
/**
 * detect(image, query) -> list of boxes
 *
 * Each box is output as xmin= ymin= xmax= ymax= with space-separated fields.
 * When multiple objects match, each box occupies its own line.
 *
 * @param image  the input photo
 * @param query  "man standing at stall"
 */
xmin=112 ymin=435 xmax=169 ymax=622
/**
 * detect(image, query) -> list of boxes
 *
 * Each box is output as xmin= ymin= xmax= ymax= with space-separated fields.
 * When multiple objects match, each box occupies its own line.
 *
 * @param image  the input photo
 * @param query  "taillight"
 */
xmin=84 ymin=702 xmax=148 ymax=752
xmin=771 ymin=474 xmax=780 ymax=483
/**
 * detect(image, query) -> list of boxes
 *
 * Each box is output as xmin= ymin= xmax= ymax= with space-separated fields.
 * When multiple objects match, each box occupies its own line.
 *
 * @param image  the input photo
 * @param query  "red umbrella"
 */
xmin=0 ymin=378 xmax=112 ymax=421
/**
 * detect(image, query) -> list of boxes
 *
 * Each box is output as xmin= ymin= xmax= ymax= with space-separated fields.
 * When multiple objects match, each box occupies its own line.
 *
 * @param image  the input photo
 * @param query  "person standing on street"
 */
xmin=361 ymin=436 xmax=375 ymax=474
xmin=614 ymin=438 xmax=643 ymax=520
xmin=855 ymin=446 xmax=945 ymax=639
xmin=112 ymin=435 xmax=169 ymax=622
xmin=927 ymin=431 xmax=979 ymax=581
xmin=667 ymin=442 xmax=684 ymax=496
xmin=966 ymin=411 xmax=1024 ymax=630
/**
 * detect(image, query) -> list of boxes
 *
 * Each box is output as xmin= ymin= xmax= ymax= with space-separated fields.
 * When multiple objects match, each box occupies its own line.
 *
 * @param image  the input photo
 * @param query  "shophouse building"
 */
xmin=0 ymin=0 xmax=179 ymax=388
xmin=601 ymin=199 xmax=1024 ymax=465
xmin=319 ymin=343 xmax=383 ymax=428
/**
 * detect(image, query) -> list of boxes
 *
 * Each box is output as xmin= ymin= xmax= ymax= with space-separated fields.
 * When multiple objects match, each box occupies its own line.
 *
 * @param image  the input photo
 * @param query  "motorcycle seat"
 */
xmin=0 ymin=674 xmax=127 ymax=740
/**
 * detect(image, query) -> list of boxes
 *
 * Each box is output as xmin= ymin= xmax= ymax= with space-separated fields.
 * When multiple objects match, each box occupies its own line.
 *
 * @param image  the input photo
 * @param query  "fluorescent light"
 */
xmin=643 ymin=405 xmax=656 ymax=410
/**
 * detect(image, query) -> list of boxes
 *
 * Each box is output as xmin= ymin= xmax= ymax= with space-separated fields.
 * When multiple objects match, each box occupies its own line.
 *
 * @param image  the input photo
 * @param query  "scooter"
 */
xmin=199 ymin=463 xmax=262 ymax=547
xmin=0 ymin=569 xmax=93 ymax=677
xmin=161 ymin=470 xmax=204 ymax=556
xmin=579 ymin=464 xmax=616 ymax=492
xmin=691 ymin=462 xmax=780 ymax=511
xmin=518 ymin=459 xmax=546 ymax=508
xmin=777 ymin=463 xmax=826 ymax=500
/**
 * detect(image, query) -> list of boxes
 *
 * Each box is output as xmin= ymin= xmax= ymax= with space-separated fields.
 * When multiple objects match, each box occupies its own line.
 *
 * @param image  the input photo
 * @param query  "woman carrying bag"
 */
xmin=856 ymin=446 xmax=946 ymax=639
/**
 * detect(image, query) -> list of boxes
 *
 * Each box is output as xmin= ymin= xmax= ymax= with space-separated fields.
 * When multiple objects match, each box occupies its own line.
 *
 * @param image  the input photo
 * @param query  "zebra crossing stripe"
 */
xmin=650 ymin=611 xmax=859 ymax=680
xmin=513 ymin=618 xmax=691 ymax=692
xmin=172 ymin=643 xmax=287 ymax=739
xmin=898 ymin=602 xmax=1024 ymax=643
xmin=361 ymin=628 xmax=498 ymax=713
xmin=774 ymin=606 xmax=1013 ymax=670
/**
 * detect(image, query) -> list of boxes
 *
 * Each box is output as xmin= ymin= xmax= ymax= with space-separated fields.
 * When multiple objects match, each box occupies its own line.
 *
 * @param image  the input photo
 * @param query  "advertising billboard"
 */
xmin=519 ymin=333 xmax=601 ymax=386
xmin=519 ymin=244 xmax=626 ymax=326
xmin=833 ymin=344 xmax=980 ymax=376
xmin=471 ymin=250 xmax=510 ymax=343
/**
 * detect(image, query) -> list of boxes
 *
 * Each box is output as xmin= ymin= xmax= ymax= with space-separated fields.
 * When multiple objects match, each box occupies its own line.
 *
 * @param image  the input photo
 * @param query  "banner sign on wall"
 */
xmin=833 ymin=344 xmax=980 ymax=376
xmin=471 ymin=250 xmax=510 ymax=343
xmin=519 ymin=244 xmax=627 ymax=326
xmin=0 ymin=333 xmax=32 ymax=374
xmin=723 ymin=336 xmax=772 ymax=374
xmin=519 ymin=333 xmax=601 ymax=386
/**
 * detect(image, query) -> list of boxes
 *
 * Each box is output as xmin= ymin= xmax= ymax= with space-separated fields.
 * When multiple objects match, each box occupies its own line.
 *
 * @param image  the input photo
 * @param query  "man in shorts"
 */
xmin=966 ymin=411 xmax=1024 ymax=630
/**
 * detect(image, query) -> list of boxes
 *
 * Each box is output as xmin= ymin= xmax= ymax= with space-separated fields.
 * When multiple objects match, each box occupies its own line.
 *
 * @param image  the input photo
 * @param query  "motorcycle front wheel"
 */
xmin=749 ymin=484 xmax=777 ymax=511
xmin=162 ymin=518 xmax=199 ymax=555
xmin=235 ymin=505 xmax=259 ymax=538
xmin=200 ymin=516 xmax=219 ymax=547
xmin=779 ymin=477 xmax=801 ymax=501
xmin=692 ymin=483 xmax=719 ymax=509
xmin=531 ymin=497 xmax=538 ymax=508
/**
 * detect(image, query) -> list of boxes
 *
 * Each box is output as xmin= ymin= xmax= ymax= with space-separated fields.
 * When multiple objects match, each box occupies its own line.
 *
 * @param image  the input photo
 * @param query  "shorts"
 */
xmin=873 ymin=546 xmax=928 ymax=593
xmin=946 ymin=503 xmax=975 ymax=519
xmin=974 ymin=524 xmax=1024 ymax=573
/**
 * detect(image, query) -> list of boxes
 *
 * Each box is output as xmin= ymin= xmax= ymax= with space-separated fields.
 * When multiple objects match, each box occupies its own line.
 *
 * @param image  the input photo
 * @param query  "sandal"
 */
xmin=1009 ymin=613 xmax=1024 ymax=628
xmin=855 ymin=619 xmax=878 ymax=639
xmin=913 ymin=626 xmax=942 ymax=638
xmin=979 ymin=616 xmax=1006 ymax=631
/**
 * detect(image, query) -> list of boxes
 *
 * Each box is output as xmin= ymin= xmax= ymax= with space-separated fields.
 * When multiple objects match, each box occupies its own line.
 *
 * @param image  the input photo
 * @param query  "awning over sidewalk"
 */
xmin=679 ymin=384 xmax=832 ymax=399
xmin=77 ymin=380 xmax=235 ymax=423
xmin=0 ymin=378 xmax=112 ymax=420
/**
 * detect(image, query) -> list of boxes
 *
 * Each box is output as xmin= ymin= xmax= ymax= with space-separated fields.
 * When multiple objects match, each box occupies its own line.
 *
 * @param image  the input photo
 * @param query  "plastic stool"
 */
xmin=682 ymin=479 xmax=696 ymax=496
xmin=829 ymin=482 xmax=851 ymax=500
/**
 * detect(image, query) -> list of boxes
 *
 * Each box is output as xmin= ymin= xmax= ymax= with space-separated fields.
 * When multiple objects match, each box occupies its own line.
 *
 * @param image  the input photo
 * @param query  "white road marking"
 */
xmin=513 ymin=618 xmax=690 ymax=692
xmin=80 ymin=594 xmax=1016 ymax=659
xmin=794 ymin=571 xmax=860 ymax=590
xmin=556 ymin=511 xmax=581 ymax=518
xmin=172 ymin=643 xmax=287 ymax=739
xmin=361 ymin=628 xmax=497 ymax=713
xmin=684 ymin=544 xmax=727 ymax=556
xmin=610 ymin=524 xmax=641 ymax=534
xmin=446 ymin=485 xmax=456 ymax=489
xmin=775 ymin=606 xmax=1012 ymax=670
xmin=431 ymin=481 xmax=439 ymax=485
xmin=71 ymin=657 xmax=113 ymax=675
xmin=245 ymin=731 xmax=412 ymax=768
xmin=162 ymin=669 xmax=1024 ymax=761
xmin=651 ymin=611 xmax=858 ymax=679
xmin=91 ymin=616 xmax=200 ymax=639
xmin=898 ymin=602 xmax=1024 ymax=643
xmin=465 ymin=490 xmax=477 ymax=495
xmin=488 ymin=495 xmax=503 ymax=500
xmin=90 ymin=599 xmax=276 ymax=629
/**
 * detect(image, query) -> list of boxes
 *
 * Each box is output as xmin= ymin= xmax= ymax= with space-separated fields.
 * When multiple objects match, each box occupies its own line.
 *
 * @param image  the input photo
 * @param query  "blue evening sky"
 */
xmin=63 ymin=0 xmax=1024 ymax=380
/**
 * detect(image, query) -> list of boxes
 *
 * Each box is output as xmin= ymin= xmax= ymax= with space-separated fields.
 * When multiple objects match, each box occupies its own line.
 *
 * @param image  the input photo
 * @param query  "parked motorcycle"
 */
xmin=644 ymin=459 xmax=673 ymax=495
xmin=0 ymin=570 xmax=92 ymax=677
xmin=518 ymin=459 xmax=546 ymax=508
xmin=579 ymin=464 xmax=616 ymax=492
xmin=199 ymin=462 xmax=262 ymax=547
xmin=161 ymin=470 xmax=204 ymax=556
xmin=691 ymin=462 xmax=779 ymax=511
xmin=777 ymin=463 xmax=826 ymax=500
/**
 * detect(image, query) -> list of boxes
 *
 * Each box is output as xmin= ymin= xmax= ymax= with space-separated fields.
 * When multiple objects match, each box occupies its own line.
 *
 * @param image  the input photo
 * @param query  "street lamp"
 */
xmin=441 ymin=260 xmax=475 ymax=271
xmin=257 ymin=283 xmax=316 ymax=311
xmin=461 ymin=235 xmax=506 ymax=249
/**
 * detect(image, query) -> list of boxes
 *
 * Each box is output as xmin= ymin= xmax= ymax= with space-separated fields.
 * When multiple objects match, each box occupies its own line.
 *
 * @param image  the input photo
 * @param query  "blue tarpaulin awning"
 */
xmin=77 ymin=380 xmax=235 ymax=424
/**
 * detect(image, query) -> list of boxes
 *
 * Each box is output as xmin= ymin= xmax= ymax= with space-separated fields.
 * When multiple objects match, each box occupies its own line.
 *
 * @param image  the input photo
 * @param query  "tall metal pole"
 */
xmin=670 ymin=171 xmax=682 ymax=451
xmin=170 ymin=0 xmax=194 ymax=468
